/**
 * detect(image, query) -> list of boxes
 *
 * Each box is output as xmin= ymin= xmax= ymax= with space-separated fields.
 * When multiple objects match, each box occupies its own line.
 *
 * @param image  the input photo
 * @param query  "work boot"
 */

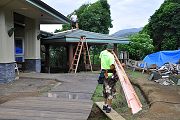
xmin=103 ymin=105 xmax=108 ymax=110
xmin=106 ymin=107 xmax=111 ymax=113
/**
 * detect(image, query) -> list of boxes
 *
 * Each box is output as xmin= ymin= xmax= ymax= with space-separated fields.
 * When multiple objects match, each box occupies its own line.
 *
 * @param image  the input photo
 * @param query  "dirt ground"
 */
xmin=128 ymin=73 xmax=180 ymax=120
xmin=0 ymin=78 xmax=57 ymax=104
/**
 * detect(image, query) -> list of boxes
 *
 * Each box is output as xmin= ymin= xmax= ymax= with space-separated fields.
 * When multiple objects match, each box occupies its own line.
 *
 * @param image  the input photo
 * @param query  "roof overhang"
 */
xmin=42 ymin=29 xmax=130 ymax=44
xmin=0 ymin=0 xmax=70 ymax=24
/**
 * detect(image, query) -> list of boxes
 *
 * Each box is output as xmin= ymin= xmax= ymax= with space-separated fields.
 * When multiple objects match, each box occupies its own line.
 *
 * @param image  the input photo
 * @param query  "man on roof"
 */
xmin=70 ymin=12 xmax=78 ymax=30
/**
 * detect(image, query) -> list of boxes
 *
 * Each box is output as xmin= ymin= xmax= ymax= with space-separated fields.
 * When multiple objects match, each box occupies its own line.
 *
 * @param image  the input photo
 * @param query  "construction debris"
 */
xmin=148 ymin=62 xmax=180 ymax=86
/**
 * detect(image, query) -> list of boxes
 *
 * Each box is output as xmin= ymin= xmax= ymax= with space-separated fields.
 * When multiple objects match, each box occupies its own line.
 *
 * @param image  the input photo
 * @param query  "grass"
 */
xmin=126 ymin=69 xmax=148 ymax=79
xmin=89 ymin=69 xmax=149 ymax=120
xmin=91 ymin=84 xmax=104 ymax=102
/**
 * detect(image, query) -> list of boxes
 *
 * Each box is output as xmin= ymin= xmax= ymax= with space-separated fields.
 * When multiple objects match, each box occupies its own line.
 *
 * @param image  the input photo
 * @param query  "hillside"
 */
xmin=111 ymin=27 xmax=143 ymax=37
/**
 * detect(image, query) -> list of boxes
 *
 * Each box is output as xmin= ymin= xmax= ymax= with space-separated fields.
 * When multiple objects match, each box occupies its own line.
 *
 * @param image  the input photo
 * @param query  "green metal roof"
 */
xmin=42 ymin=29 xmax=129 ymax=44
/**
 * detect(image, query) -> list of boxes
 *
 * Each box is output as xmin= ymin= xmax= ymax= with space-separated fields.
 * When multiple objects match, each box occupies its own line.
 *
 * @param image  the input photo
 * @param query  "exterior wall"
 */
xmin=0 ymin=9 xmax=15 ymax=83
xmin=0 ymin=9 xmax=14 ymax=63
xmin=24 ymin=17 xmax=41 ymax=72
xmin=0 ymin=63 xmax=15 ymax=83
xmin=25 ymin=59 xmax=41 ymax=73
xmin=0 ymin=8 xmax=42 ymax=83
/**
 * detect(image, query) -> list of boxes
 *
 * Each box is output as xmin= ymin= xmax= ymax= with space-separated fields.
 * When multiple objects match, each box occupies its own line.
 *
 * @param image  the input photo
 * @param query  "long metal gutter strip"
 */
xmin=26 ymin=0 xmax=70 ymax=24
xmin=112 ymin=51 xmax=142 ymax=114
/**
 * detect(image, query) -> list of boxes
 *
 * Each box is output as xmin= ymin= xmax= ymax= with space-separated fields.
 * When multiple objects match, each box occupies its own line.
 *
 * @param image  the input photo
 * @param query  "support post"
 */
xmin=45 ymin=45 xmax=50 ymax=73
xmin=68 ymin=44 xmax=73 ymax=69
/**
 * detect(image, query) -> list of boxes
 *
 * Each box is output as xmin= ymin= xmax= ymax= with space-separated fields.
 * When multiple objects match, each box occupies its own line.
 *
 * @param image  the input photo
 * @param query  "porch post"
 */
xmin=45 ymin=45 xmax=50 ymax=73
xmin=0 ymin=10 xmax=15 ymax=83
xmin=24 ymin=18 xmax=41 ymax=72
xmin=68 ymin=44 xmax=73 ymax=68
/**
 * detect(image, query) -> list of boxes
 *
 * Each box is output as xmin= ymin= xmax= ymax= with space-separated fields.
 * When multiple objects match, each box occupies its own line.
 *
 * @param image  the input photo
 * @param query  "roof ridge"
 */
xmin=76 ymin=29 xmax=126 ymax=39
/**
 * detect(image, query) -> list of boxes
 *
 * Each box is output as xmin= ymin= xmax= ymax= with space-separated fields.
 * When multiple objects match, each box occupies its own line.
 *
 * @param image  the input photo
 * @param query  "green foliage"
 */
xmin=54 ymin=29 xmax=61 ymax=33
xmin=118 ymin=33 xmax=154 ymax=60
xmin=60 ymin=23 xmax=71 ymax=32
xmin=61 ymin=0 xmax=112 ymax=34
xmin=90 ymin=45 xmax=105 ymax=65
xmin=49 ymin=46 xmax=67 ymax=68
xmin=55 ymin=0 xmax=113 ymax=65
xmin=142 ymin=0 xmax=180 ymax=51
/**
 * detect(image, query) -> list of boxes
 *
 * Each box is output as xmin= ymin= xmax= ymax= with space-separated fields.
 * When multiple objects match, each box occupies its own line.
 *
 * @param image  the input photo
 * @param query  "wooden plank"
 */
xmin=0 ymin=97 xmax=93 ymax=120
xmin=0 ymin=108 xmax=86 ymax=119
xmin=0 ymin=105 xmax=91 ymax=114
xmin=96 ymin=102 xmax=126 ymax=120
xmin=0 ymin=99 xmax=93 ymax=115
xmin=0 ymin=115 xmax=77 ymax=120
xmin=14 ymin=97 xmax=92 ymax=103
xmin=1 ymin=100 xmax=92 ymax=108
xmin=1 ymin=101 xmax=92 ymax=109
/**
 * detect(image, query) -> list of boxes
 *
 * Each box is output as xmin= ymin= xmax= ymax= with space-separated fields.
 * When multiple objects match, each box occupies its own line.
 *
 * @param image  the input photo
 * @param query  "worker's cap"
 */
xmin=106 ymin=43 xmax=114 ymax=50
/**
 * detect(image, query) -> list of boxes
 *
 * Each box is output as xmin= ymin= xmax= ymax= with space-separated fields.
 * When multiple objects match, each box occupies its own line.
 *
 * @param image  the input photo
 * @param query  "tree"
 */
xmin=61 ymin=0 xmax=112 ymax=34
xmin=142 ymin=0 xmax=180 ymax=51
xmin=54 ymin=29 xmax=61 ymax=33
xmin=118 ymin=33 xmax=154 ymax=60
xmin=60 ymin=0 xmax=113 ymax=65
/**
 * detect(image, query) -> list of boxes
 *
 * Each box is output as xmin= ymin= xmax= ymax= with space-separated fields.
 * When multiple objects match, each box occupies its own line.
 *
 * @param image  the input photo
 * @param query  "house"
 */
xmin=0 ymin=0 xmax=70 ymax=83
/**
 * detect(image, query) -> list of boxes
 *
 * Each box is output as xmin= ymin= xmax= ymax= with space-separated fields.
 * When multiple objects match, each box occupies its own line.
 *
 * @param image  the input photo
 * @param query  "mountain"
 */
xmin=111 ymin=27 xmax=143 ymax=37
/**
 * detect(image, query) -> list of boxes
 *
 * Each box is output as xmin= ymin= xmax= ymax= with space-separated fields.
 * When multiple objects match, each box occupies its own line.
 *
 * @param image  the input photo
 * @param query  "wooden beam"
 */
xmin=95 ymin=102 xmax=126 ymax=120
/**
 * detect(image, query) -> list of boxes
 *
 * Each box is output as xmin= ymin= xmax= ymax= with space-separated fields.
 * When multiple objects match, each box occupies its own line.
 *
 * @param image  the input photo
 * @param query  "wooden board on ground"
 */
xmin=95 ymin=102 xmax=125 ymax=120
xmin=0 ymin=97 xmax=93 ymax=120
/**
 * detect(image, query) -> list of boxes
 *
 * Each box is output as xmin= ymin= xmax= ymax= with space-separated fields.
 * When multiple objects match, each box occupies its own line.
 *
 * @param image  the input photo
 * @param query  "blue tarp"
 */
xmin=143 ymin=49 xmax=180 ymax=68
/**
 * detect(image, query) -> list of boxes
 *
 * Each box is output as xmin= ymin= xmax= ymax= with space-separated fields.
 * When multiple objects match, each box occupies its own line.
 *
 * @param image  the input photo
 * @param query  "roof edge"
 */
xmin=26 ymin=0 xmax=70 ymax=24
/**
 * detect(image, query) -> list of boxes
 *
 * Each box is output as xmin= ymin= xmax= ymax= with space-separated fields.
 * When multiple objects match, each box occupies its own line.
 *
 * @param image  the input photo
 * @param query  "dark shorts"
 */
xmin=71 ymin=21 xmax=77 ymax=28
xmin=103 ymin=77 xmax=117 ymax=99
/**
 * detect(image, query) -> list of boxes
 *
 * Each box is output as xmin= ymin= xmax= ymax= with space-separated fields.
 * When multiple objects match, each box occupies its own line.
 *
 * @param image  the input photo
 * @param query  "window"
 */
xmin=15 ymin=38 xmax=24 ymax=62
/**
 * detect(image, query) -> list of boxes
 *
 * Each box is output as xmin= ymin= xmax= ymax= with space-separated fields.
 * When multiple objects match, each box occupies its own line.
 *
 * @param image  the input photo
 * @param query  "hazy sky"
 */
xmin=40 ymin=0 xmax=164 ymax=34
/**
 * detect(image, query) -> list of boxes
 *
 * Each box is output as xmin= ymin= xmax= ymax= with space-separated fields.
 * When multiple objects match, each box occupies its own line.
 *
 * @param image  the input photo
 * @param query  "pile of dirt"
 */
xmin=129 ymin=74 xmax=180 ymax=120
xmin=0 ymin=78 xmax=57 ymax=104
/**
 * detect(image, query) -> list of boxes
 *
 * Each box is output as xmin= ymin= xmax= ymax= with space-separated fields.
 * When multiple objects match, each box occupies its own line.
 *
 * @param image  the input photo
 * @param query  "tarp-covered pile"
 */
xmin=143 ymin=49 xmax=180 ymax=68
